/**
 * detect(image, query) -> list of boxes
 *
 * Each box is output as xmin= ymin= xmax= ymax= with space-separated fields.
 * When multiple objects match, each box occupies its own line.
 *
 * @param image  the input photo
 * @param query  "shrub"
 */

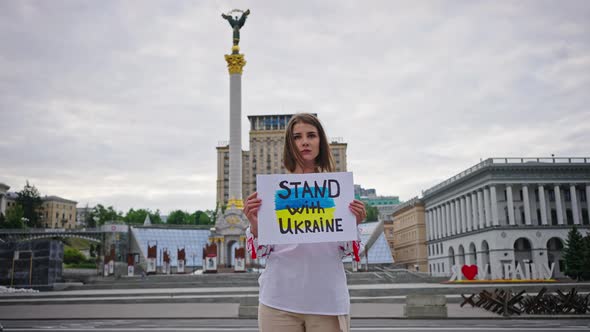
xmin=64 ymin=246 xmax=86 ymax=265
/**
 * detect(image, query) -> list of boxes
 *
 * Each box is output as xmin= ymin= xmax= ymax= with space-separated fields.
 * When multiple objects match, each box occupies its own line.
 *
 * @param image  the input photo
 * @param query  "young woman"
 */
xmin=243 ymin=113 xmax=366 ymax=332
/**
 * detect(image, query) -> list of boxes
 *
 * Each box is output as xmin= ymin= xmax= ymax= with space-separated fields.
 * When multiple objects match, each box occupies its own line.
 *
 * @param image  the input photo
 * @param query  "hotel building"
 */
xmin=216 ymin=114 xmax=348 ymax=206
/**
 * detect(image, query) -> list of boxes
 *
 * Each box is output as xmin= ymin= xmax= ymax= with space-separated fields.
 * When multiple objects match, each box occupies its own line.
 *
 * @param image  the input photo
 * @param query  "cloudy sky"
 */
xmin=1 ymin=1 xmax=588 ymax=215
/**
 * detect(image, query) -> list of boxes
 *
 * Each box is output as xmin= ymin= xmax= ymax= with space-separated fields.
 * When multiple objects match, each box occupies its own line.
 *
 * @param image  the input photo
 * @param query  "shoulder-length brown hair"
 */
xmin=283 ymin=113 xmax=335 ymax=173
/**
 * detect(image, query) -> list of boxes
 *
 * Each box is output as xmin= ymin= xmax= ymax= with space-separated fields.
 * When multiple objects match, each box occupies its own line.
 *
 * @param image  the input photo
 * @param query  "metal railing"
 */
xmin=0 ymin=228 xmax=103 ymax=234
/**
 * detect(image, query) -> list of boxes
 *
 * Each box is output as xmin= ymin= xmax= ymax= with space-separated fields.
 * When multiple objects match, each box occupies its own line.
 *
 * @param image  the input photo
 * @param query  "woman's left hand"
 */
xmin=349 ymin=199 xmax=366 ymax=225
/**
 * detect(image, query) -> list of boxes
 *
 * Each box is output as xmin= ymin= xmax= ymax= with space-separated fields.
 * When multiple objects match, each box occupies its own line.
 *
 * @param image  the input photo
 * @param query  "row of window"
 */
xmin=396 ymin=230 xmax=419 ymax=243
xmin=429 ymin=242 xmax=444 ymax=256
xmin=45 ymin=211 xmax=73 ymax=221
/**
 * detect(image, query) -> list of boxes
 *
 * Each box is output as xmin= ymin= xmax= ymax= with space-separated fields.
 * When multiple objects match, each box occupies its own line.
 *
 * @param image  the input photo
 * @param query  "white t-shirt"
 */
xmin=259 ymin=242 xmax=350 ymax=315
xmin=246 ymin=228 xmax=360 ymax=315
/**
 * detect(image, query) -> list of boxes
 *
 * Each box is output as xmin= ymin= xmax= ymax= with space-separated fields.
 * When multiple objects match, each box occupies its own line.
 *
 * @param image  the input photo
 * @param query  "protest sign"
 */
xmin=256 ymin=172 xmax=356 ymax=245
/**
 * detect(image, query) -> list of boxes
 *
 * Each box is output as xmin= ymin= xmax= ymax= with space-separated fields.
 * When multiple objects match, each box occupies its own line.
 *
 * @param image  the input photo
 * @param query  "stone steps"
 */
xmin=64 ymin=271 xmax=447 ymax=291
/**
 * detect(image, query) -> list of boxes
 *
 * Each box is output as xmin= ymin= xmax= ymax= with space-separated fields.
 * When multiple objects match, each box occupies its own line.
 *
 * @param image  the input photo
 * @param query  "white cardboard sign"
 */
xmin=257 ymin=172 xmax=356 ymax=245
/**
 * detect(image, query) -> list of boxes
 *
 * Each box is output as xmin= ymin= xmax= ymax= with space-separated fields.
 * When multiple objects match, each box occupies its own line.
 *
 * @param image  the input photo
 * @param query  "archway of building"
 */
xmin=481 ymin=240 xmax=491 ymax=275
xmin=226 ymin=240 xmax=238 ymax=267
xmin=448 ymin=246 xmax=455 ymax=269
xmin=547 ymin=237 xmax=565 ymax=278
xmin=514 ymin=237 xmax=533 ymax=270
xmin=468 ymin=242 xmax=477 ymax=265
xmin=458 ymin=245 xmax=466 ymax=265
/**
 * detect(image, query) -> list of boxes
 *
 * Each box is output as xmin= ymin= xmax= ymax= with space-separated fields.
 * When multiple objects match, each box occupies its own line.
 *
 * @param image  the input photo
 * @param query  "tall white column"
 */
xmin=483 ymin=188 xmax=491 ymax=227
xmin=465 ymin=194 xmax=473 ymax=232
xmin=428 ymin=210 xmax=434 ymax=240
xmin=554 ymin=185 xmax=564 ymax=225
xmin=458 ymin=197 xmax=464 ymax=233
xmin=443 ymin=204 xmax=450 ymax=237
xmin=432 ymin=210 xmax=437 ymax=239
xmin=228 ymin=72 xmax=243 ymax=206
xmin=539 ymin=185 xmax=548 ymax=225
xmin=490 ymin=185 xmax=500 ymax=226
xmin=453 ymin=200 xmax=461 ymax=234
xmin=426 ymin=211 xmax=432 ymax=241
xmin=471 ymin=193 xmax=478 ymax=230
xmin=522 ymin=185 xmax=532 ymax=225
xmin=430 ymin=210 xmax=436 ymax=240
xmin=430 ymin=209 xmax=436 ymax=240
xmin=434 ymin=208 xmax=440 ymax=239
xmin=439 ymin=207 xmax=444 ymax=238
xmin=506 ymin=185 xmax=515 ymax=225
xmin=477 ymin=190 xmax=485 ymax=229
xmin=447 ymin=203 xmax=454 ymax=235
xmin=439 ymin=207 xmax=446 ymax=238
xmin=571 ymin=185 xmax=580 ymax=225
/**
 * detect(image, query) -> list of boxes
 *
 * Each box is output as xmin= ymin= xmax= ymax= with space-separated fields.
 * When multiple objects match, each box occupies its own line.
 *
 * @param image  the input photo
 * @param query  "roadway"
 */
xmin=1 ymin=318 xmax=589 ymax=332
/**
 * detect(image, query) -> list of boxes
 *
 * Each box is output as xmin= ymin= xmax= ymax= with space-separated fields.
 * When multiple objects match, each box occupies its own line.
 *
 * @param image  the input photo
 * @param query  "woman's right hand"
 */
xmin=243 ymin=191 xmax=261 ymax=237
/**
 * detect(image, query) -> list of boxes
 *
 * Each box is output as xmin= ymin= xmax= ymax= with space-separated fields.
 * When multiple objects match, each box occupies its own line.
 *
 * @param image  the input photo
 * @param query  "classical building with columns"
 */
xmin=422 ymin=157 xmax=590 ymax=279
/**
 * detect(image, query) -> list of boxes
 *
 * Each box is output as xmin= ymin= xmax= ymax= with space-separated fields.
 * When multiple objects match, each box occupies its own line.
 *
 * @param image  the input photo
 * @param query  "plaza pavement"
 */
xmin=1 ymin=281 xmax=589 ymax=320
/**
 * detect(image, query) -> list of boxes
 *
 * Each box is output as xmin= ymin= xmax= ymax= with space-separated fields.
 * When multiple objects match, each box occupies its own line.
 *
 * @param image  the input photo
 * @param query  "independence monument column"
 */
xmin=209 ymin=9 xmax=251 ymax=269
xmin=223 ymin=8 xmax=250 ymax=209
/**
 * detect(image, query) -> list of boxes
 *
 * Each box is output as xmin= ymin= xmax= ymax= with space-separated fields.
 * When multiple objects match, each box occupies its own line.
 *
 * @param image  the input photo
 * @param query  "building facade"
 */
xmin=383 ymin=220 xmax=394 ymax=256
xmin=0 ymin=183 xmax=9 ymax=216
xmin=42 ymin=196 xmax=78 ymax=229
xmin=391 ymin=197 xmax=428 ymax=272
xmin=422 ymin=157 xmax=590 ymax=279
xmin=4 ymin=192 xmax=17 ymax=211
xmin=367 ymin=197 xmax=401 ymax=221
xmin=355 ymin=185 xmax=400 ymax=221
xmin=216 ymin=114 xmax=348 ymax=206
xmin=3 ymin=191 xmax=78 ymax=229
xmin=76 ymin=206 xmax=93 ymax=227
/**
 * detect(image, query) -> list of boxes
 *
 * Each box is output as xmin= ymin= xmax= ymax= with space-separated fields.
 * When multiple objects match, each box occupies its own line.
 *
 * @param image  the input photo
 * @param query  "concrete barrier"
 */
xmin=404 ymin=294 xmax=447 ymax=318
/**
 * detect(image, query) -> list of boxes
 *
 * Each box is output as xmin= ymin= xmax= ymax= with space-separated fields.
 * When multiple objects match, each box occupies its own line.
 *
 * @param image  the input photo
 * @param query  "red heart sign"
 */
xmin=461 ymin=265 xmax=478 ymax=280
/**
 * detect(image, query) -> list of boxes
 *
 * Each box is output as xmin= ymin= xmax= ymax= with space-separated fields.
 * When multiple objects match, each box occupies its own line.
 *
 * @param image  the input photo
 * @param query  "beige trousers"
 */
xmin=258 ymin=303 xmax=350 ymax=332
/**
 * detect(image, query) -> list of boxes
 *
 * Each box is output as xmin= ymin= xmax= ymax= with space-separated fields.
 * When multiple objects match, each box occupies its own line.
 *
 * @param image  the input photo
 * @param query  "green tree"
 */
xmin=195 ymin=210 xmax=212 ymax=225
xmin=89 ymin=244 xmax=96 ymax=258
xmin=90 ymin=204 xmax=123 ymax=225
xmin=564 ymin=226 xmax=585 ymax=280
xmin=0 ymin=205 xmax=27 ymax=229
xmin=205 ymin=209 xmax=217 ymax=224
xmin=124 ymin=208 xmax=163 ymax=225
xmin=364 ymin=202 xmax=379 ymax=222
xmin=16 ymin=181 xmax=44 ymax=227
xmin=124 ymin=208 xmax=148 ymax=225
xmin=150 ymin=210 xmax=163 ymax=224
xmin=80 ymin=204 xmax=93 ymax=227
xmin=581 ymin=234 xmax=590 ymax=281
xmin=167 ymin=210 xmax=190 ymax=225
